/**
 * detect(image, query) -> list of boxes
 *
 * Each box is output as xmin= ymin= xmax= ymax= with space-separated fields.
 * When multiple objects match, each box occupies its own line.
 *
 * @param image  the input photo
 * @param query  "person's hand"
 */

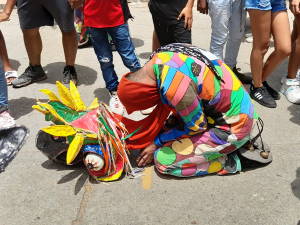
xmin=178 ymin=6 xmax=193 ymax=30
xmin=68 ymin=0 xmax=84 ymax=9
xmin=136 ymin=143 xmax=157 ymax=167
xmin=290 ymin=0 xmax=300 ymax=14
xmin=0 ymin=12 xmax=10 ymax=22
xmin=197 ymin=0 xmax=208 ymax=14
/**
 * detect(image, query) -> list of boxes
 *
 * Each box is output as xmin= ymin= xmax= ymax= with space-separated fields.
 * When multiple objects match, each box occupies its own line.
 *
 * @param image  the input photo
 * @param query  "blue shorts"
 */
xmin=245 ymin=0 xmax=287 ymax=12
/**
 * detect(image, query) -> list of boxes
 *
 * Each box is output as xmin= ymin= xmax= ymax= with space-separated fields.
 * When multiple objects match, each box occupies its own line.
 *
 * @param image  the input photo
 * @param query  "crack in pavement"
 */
xmin=71 ymin=180 xmax=94 ymax=225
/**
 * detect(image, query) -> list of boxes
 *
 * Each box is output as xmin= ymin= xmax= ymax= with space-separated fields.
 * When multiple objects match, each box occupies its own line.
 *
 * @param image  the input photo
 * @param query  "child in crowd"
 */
xmin=197 ymin=0 xmax=252 ymax=85
xmin=281 ymin=0 xmax=300 ymax=104
xmin=0 ymin=1 xmax=18 ymax=85
xmin=148 ymin=0 xmax=195 ymax=46
xmin=245 ymin=0 xmax=291 ymax=108
xmin=83 ymin=0 xmax=141 ymax=109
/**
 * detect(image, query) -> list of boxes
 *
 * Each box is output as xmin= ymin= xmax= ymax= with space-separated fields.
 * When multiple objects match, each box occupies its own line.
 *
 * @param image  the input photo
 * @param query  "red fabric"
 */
xmin=83 ymin=0 xmax=125 ymax=28
xmin=116 ymin=73 xmax=171 ymax=150
xmin=71 ymin=109 xmax=98 ymax=133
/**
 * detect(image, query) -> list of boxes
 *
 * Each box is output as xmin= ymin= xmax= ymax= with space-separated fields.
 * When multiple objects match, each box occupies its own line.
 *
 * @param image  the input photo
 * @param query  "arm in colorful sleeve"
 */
xmin=154 ymin=63 xmax=207 ymax=147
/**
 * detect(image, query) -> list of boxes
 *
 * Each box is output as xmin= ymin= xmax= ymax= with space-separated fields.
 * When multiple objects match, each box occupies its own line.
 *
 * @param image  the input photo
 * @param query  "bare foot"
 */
xmin=5 ymin=71 xmax=17 ymax=85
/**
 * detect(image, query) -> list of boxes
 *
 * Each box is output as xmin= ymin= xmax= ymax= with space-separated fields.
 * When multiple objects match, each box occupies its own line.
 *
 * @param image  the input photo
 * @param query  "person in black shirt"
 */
xmin=149 ymin=0 xmax=195 ymax=48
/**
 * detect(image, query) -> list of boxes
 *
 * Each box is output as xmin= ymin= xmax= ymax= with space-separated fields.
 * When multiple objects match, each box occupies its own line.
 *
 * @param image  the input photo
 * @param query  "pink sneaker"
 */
xmin=0 ymin=111 xmax=16 ymax=129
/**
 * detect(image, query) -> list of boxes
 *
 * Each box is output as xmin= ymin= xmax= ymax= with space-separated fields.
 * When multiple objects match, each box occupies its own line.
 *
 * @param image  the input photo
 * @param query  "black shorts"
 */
xmin=17 ymin=0 xmax=74 ymax=32
xmin=151 ymin=14 xmax=192 ymax=46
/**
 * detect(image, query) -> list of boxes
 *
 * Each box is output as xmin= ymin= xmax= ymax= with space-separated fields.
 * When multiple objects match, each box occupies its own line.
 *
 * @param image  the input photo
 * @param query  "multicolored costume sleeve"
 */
xmin=152 ymin=52 xmax=208 ymax=146
xmin=151 ymin=44 xmax=259 ymax=177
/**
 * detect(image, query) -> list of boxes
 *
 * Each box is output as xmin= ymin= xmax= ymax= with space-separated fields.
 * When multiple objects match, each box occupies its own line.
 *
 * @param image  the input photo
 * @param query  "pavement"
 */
xmin=1 ymin=3 xmax=300 ymax=225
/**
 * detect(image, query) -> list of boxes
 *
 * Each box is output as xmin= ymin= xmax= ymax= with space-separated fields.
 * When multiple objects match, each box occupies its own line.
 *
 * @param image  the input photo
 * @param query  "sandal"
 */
xmin=238 ymin=118 xmax=273 ymax=165
xmin=5 ymin=70 xmax=18 ymax=86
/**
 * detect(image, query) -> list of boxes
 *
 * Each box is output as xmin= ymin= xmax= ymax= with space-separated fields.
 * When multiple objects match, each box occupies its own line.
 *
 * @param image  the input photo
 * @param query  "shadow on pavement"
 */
xmin=138 ymin=52 xmax=152 ymax=59
xmin=42 ymin=62 xmax=97 ymax=86
xmin=265 ymin=59 xmax=287 ymax=92
xmin=132 ymin=38 xmax=144 ymax=48
xmin=93 ymin=88 xmax=110 ymax=104
xmin=41 ymin=160 xmax=88 ymax=195
xmin=287 ymin=104 xmax=300 ymax=125
xmin=9 ymin=97 xmax=47 ymax=120
xmin=10 ymin=59 xmax=21 ymax=71
xmin=291 ymin=167 xmax=300 ymax=200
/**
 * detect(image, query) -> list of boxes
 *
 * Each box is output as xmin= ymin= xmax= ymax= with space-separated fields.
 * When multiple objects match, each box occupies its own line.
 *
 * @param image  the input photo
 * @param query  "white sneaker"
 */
xmin=0 ymin=111 xmax=16 ymax=129
xmin=109 ymin=91 xmax=125 ymax=115
xmin=280 ymin=78 xmax=300 ymax=104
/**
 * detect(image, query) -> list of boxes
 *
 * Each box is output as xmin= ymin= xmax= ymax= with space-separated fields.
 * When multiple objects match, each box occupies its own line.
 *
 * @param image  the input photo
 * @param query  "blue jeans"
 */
xmin=245 ymin=0 xmax=287 ymax=12
xmin=208 ymin=0 xmax=246 ymax=68
xmin=88 ymin=23 xmax=141 ymax=92
xmin=0 ymin=60 xmax=8 ymax=113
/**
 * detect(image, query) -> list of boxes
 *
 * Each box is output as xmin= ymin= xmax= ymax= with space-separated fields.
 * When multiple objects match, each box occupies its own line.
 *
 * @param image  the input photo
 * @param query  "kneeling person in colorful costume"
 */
xmin=116 ymin=43 xmax=272 ymax=177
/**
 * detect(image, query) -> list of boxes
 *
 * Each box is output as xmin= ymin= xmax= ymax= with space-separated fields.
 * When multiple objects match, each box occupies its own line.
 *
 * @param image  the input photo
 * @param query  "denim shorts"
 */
xmin=245 ymin=0 xmax=287 ymax=12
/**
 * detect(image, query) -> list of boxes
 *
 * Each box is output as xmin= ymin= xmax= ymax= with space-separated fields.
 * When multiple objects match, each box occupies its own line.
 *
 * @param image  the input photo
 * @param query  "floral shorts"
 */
xmin=245 ymin=0 xmax=287 ymax=12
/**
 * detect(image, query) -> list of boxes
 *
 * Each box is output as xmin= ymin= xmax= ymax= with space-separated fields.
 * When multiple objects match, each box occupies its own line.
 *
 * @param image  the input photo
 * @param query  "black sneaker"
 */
xmin=63 ymin=65 xmax=78 ymax=85
xmin=232 ymin=67 xmax=252 ymax=84
xmin=12 ymin=65 xmax=47 ymax=88
xmin=250 ymin=85 xmax=277 ymax=108
xmin=263 ymin=81 xmax=280 ymax=100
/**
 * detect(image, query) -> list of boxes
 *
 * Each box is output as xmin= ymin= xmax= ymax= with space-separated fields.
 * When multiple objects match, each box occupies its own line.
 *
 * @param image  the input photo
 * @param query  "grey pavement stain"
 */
xmin=71 ymin=181 xmax=94 ymax=225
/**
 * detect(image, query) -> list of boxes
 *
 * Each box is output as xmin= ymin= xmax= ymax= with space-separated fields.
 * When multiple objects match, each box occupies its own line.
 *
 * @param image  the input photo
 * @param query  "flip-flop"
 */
xmin=238 ymin=140 xmax=273 ymax=164
xmin=5 ymin=70 xmax=18 ymax=86
xmin=0 ymin=126 xmax=29 ymax=172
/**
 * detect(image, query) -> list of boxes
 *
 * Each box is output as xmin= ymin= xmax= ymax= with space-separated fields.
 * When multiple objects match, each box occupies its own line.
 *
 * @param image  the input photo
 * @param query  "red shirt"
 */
xmin=83 ymin=0 xmax=125 ymax=28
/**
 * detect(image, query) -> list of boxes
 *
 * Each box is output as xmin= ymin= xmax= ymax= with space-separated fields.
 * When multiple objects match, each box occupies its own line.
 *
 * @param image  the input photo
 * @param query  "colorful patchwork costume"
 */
xmin=118 ymin=43 xmax=261 ymax=177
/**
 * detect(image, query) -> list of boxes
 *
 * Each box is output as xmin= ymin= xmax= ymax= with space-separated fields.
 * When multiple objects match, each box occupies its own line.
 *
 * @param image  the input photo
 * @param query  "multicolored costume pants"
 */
xmin=154 ymin=126 xmax=252 ymax=177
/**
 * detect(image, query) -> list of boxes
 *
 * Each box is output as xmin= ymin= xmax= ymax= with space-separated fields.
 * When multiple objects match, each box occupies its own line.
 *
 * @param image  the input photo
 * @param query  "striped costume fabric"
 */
xmin=151 ymin=45 xmax=258 ymax=177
